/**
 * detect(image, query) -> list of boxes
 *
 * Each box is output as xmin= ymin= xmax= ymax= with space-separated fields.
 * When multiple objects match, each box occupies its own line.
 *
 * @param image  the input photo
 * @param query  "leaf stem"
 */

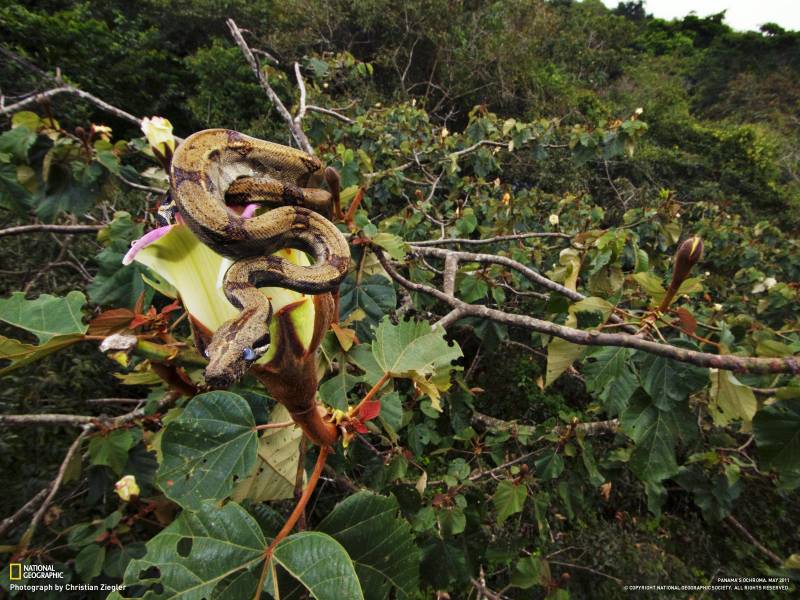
xmin=353 ymin=372 xmax=391 ymax=415
xmin=254 ymin=445 xmax=332 ymax=599
xmin=253 ymin=420 xmax=296 ymax=431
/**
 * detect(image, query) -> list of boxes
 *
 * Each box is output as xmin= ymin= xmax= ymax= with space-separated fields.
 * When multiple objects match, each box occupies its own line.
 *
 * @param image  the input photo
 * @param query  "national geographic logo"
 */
xmin=8 ymin=562 xmax=64 ymax=580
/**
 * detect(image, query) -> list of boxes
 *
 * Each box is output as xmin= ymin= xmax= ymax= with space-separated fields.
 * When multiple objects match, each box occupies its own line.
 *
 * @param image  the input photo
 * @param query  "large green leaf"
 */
xmin=708 ymin=369 xmax=757 ymax=426
xmin=339 ymin=273 xmax=397 ymax=339
xmin=317 ymin=492 xmax=420 ymax=599
xmin=156 ymin=391 xmax=258 ymax=509
xmin=0 ymin=333 xmax=84 ymax=375
xmin=493 ymin=480 xmax=528 ymax=524
xmin=116 ymin=501 xmax=265 ymax=599
xmin=546 ymin=297 xmax=612 ymax=386
xmin=88 ymin=429 xmax=136 ymax=475
xmin=621 ymin=395 xmax=696 ymax=483
xmin=639 ymin=350 xmax=708 ymax=410
xmin=370 ymin=317 xmax=463 ymax=410
xmin=87 ymin=212 xmax=151 ymax=309
xmin=232 ymin=405 xmax=303 ymax=503
xmin=584 ymin=346 xmax=637 ymax=416
xmin=0 ymin=291 xmax=87 ymax=343
xmin=753 ymin=400 xmax=800 ymax=477
xmin=269 ymin=532 xmax=364 ymax=600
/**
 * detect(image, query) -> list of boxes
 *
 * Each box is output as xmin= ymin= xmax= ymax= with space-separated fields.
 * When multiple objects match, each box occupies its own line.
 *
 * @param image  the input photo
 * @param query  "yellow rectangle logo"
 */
xmin=9 ymin=563 xmax=21 ymax=580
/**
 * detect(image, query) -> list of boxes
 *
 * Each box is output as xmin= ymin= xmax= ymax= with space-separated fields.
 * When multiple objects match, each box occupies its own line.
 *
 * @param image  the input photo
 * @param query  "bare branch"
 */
xmin=226 ymin=18 xmax=312 ymax=154
xmin=0 ymin=223 xmax=103 ymax=238
xmin=0 ymin=85 xmax=141 ymax=128
xmin=116 ymin=173 xmax=167 ymax=194
xmin=293 ymin=62 xmax=308 ymax=125
xmin=374 ymin=248 xmax=800 ymax=375
xmin=19 ymin=427 xmax=90 ymax=553
xmin=0 ymin=414 xmax=93 ymax=427
xmin=724 ymin=515 xmax=783 ymax=565
xmin=412 ymin=230 xmax=571 ymax=246
xmin=306 ymin=105 xmax=355 ymax=124
xmin=0 ymin=487 xmax=49 ymax=538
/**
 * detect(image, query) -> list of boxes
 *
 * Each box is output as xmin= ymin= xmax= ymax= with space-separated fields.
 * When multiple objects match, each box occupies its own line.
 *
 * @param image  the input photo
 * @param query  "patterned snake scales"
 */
xmin=166 ymin=129 xmax=350 ymax=387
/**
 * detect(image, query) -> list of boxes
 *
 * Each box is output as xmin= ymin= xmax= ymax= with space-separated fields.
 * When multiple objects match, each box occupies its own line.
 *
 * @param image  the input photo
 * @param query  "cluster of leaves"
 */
xmin=1 ymin=1 xmax=800 ymax=598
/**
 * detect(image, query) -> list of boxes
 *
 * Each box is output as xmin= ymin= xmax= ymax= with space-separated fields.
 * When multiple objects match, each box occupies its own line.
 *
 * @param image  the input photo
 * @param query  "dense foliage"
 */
xmin=1 ymin=1 xmax=799 ymax=598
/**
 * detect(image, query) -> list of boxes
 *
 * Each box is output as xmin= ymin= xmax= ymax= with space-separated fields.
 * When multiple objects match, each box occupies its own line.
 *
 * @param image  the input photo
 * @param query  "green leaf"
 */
xmin=339 ymin=273 xmax=397 ymax=339
xmin=674 ymin=466 xmax=741 ymax=522
xmin=753 ymin=400 xmax=800 ymax=477
xmin=75 ymin=544 xmax=106 ymax=582
xmin=119 ymin=501 xmax=265 ymax=599
xmin=371 ymin=317 xmax=463 ymax=410
xmin=371 ymin=232 xmax=408 ymax=260
xmin=708 ymin=369 xmax=757 ymax=426
xmin=0 ymin=126 xmax=36 ymax=161
xmin=0 ymin=291 xmax=87 ymax=343
xmin=583 ymin=346 xmax=637 ymax=416
xmin=0 ymin=162 xmax=32 ymax=214
xmin=317 ymin=492 xmax=420 ymax=599
xmin=458 ymin=275 xmax=488 ymax=302
xmin=493 ymin=480 xmax=528 ymax=524
xmin=639 ymin=352 xmax=708 ymax=410
xmin=88 ymin=212 xmax=151 ymax=309
xmin=156 ymin=391 xmax=258 ymax=509
xmin=621 ymin=395 xmax=696 ymax=483
xmin=455 ymin=207 xmax=477 ymax=235
xmin=535 ymin=450 xmax=564 ymax=480
xmin=545 ymin=337 xmax=584 ymax=387
xmin=270 ymin=532 xmax=364 ymax=600
xmin=511 ymin=555 xmax=550 ymax=589
xmin=632 ymin=271 xmax=665 ymax=302
xmin=0 ymin=333 xmax=84 ymax=375
xmin=319 ymin=368 xmax=364 ymax=411
xmin=378 ymin=391 xmax=404 ymax=434
xmin=88 ymin=429 xmax=135 ymax=475
xmin=232 ymin=405 xmax=302 ymax=503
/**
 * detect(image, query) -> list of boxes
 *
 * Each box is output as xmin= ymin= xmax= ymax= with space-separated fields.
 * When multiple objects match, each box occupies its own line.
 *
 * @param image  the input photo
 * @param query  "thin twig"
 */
xmin=19 ymin=427 xmax=90 ymax=553
xmin=724 ymin=515 xmax=783 ymax=565
xmin=0 ymin=487 xmax=49 ymax=538
xmin=306 ymin=105 xmax=355 ymax=124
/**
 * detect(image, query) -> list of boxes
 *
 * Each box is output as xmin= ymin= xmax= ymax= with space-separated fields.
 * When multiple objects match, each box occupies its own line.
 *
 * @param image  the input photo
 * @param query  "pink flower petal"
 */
xmin=122 ymin=224 xmax=174 ymax=265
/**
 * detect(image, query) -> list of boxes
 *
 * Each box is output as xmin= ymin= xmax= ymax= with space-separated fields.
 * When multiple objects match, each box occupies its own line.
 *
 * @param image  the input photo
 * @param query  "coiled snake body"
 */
xmin=167 ymin=129 xmax=350 ymax=387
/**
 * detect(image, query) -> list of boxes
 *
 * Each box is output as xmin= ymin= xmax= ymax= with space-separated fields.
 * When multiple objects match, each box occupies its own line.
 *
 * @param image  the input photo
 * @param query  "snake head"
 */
xmin=203 ymin=305 xmax=272 ymax=388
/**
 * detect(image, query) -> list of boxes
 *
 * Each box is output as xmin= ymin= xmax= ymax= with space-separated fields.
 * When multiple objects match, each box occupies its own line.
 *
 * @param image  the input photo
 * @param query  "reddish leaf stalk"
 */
xmin=254 ymin=445 xmax=331 ymax=599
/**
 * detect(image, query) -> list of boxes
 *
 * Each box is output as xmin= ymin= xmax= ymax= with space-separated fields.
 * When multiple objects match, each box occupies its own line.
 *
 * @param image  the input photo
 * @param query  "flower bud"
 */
xmin=141 ymin=116 xmax=176 ymax=158
xmin=669 ymin=236 xmax=703 ymax=291
xmin=114 ymin=474 xmax=140 ymax=502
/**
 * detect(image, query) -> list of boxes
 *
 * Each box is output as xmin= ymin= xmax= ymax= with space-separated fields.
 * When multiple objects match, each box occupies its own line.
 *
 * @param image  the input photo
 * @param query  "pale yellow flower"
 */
xmin=141 ymin=116 xmax=176 ymax=156
xmin=114 ymin=475 xmax=140 ymax=502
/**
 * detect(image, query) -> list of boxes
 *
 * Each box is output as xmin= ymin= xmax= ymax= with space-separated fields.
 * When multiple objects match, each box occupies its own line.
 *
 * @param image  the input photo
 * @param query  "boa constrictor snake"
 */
xmin=165 ymin=129 xmax=350 ymax=387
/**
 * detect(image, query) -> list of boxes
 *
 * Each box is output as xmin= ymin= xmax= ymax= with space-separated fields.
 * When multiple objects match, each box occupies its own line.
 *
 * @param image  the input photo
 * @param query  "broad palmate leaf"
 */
xmin=753 ymin=400 xmax=800 ymax=478
xmin=269 ymin=532 xmax=364 ymax=600
xmin=115 ymin=501 xmax=264 ymax=599
xmin=317 ymin=492 xmax=420 ymax=599
xmin=232 ymin=405 xmax=303 ymax=502
xmin=156 ymin=391 xmax=258 ymax=509
xmin=0 ymin=290 xmax=87 ymax=343
xmin=371 ymin=317 xmax=463 ymax=410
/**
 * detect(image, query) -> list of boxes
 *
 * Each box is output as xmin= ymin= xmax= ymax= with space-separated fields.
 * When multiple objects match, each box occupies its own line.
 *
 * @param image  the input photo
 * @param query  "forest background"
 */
xmin=1 ymin=1 xmax=799 ymax=598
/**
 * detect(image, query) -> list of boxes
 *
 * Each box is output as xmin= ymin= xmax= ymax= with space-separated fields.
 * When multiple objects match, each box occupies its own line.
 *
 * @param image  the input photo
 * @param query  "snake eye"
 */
xmin=242 ymin=347 xmax=256 ymax=361
xmin=203 ymin=349 xmax=210 ymax=359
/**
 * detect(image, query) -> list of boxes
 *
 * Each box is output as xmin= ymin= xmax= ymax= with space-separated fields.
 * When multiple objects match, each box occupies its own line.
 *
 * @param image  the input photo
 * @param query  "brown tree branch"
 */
xmin=724 ymin=515 xmax=783 ymax=565
xmin=0 ymin=414 xmax=94 ymax=427
xmin=0 ymin=85 xmax=141 ymax=127
xmin=412 ymin=231 xmax=570 ymax=246
xmin=0 ymin=223 xmax=103 ymax=238
xmin=0 ymin=487 xmax=49 ymax=539
xmin=226 ymin=19 xmax=313 ymax=154
xmin=18 ymin=426 xmax=90 ymax=553
xmin=374 ymin=249 xmax=800 ymax=374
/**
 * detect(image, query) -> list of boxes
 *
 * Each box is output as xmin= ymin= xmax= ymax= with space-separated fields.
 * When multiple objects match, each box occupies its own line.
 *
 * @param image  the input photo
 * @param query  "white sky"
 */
xmin=600 ymin=0 xmax=800 ymax=31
